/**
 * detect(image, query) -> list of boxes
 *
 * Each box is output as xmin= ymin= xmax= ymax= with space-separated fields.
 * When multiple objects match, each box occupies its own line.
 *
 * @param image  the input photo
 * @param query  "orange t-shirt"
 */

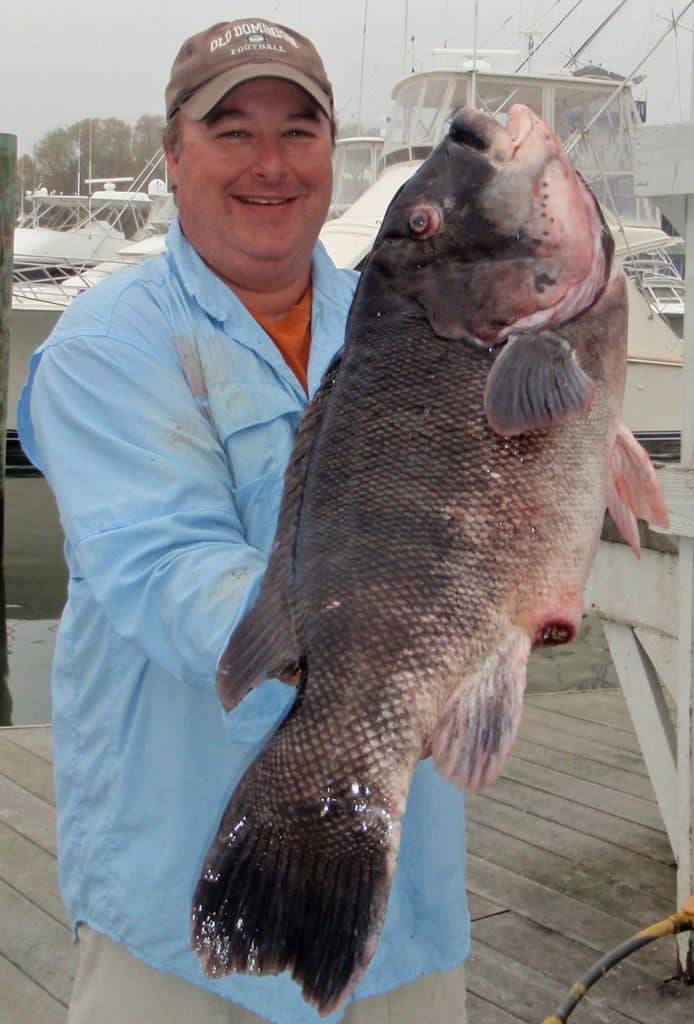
xmin=253 ymin=286 xmax=312 ymax=393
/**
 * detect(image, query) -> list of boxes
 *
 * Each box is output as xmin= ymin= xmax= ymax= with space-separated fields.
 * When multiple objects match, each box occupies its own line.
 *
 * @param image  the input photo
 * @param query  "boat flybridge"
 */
xmin=14 ymin=182 xmax=157 ymax=280
xmin=320 ymin=64 xmax=684 ymax=449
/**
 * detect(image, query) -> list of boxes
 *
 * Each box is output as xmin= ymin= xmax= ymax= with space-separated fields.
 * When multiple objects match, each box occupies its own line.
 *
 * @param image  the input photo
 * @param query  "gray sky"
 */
xmin=2 ymin=0 xmax=693 ymax=159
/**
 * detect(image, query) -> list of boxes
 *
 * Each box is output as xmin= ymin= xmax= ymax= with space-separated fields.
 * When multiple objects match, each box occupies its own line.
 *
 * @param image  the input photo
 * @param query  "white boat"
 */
xmin=14 ymin=183 xmax=157 ymax=280
xmin=328 ymin=136 xmax=384 ymax=220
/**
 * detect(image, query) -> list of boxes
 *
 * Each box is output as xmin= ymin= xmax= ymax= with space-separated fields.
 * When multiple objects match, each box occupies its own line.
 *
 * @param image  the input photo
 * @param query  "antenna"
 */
xmin=564 ymin=0 xmax=631 ymax=69
xmin=358 ymin=0 xmax=368 ymax=132
xmin=471 ymin=0 xmax=479 ymax=105
xmin=521 ymin=28 xmax=543 ymax=73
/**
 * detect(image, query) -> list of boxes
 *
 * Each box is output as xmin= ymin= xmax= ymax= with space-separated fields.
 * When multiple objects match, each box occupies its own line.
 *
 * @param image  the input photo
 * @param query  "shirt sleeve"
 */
xmin=23 ymin=327 xmax=269 ymax=690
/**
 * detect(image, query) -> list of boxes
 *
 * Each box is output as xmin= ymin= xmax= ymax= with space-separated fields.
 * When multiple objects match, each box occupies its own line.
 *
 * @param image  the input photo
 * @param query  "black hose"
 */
xmin=540 ymin=898 xmax=694 ymax=1023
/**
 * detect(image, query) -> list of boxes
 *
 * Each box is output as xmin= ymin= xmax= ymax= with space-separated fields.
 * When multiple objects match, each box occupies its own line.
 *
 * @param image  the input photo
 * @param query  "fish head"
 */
xmin=364 ymin=104 xmax=614 ymax=345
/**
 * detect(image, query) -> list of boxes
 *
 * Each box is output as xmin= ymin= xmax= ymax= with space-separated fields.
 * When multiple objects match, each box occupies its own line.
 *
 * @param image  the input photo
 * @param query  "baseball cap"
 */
xmin=165 ymin=18 xmax=334 ymax=121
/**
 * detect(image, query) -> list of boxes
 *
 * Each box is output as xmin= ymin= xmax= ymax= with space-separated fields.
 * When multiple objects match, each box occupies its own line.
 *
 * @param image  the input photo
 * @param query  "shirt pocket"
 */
xmin=208 ymin=381 xmax=302 ymax=547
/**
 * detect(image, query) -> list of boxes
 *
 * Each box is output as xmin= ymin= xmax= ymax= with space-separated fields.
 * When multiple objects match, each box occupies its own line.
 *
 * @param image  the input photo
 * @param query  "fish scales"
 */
xmin=191 ymin=103 xmax=667 ymax=1015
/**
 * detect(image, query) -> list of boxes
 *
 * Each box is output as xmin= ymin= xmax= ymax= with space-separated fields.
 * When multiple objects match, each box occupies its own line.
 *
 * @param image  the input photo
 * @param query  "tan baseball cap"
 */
xmin=165 ymin=18 xmax=334 ymax=121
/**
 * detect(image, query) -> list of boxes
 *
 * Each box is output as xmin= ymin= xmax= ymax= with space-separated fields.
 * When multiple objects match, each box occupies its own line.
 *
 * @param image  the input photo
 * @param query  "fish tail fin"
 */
xmin=191 ymin=742 xmax=396 ymax=1015
xmin=607 ymin=424 xmax=669 ymax=557
xmin=432 ymin=627 xmax=530 ymax=792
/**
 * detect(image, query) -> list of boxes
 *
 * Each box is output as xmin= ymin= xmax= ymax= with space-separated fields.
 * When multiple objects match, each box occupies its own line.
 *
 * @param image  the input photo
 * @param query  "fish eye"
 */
xmin=409 ymin=205 xmax=441 ymax=239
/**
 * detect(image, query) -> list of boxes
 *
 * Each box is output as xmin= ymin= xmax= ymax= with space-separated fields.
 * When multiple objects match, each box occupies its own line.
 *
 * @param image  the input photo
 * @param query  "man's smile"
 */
xmin=234 ymin=195 xmax=297 ymax=205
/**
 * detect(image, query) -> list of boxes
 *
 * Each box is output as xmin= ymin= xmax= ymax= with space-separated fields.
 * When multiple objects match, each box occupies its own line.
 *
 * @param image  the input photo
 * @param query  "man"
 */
xmin=18 ymin=18 xmax=469 ymax=1023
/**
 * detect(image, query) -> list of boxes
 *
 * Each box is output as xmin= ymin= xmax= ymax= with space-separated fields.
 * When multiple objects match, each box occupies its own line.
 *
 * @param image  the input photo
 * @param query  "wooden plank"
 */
xmin=465 ymin=991 xmax=524 ymax=1024
xmin=468 ymin=891 xmax=508 ymax=921
xmin=0 ymin=879 xmax=76 ymax=1006
xmin=0 ymin=726 xmax=54 ymax=763
xmin=511 ymin=737 xmax=658 ymax=803
xmin=0 ymin=731 xmax=55 ymax=805
xmin=585 ymin=542 xmax=679 ymax=636
xmin=603 ymin=623 xmax=679 ymax=857
xmin=468 ymin=937 xmax=635 ymax=1023
xmin=521 ymin=702 xmax=644 ymax=755
xmin=474 ymin=909 xmax=694 ymax=1024
xmin=467 ymin=794 xmax=675 ymax=903
xmin=0 ymin=956 xmax=67 ymax=1024
xmin=0 ymin=821 xmax=67 ymax=927
xmin=466 ymin=853 xmax=677 ymax=979
xmin=677 ymin=537 xmax=694 ymax=973
xmin=517 ymin=715 xmax=651 ymax=777
xmin=484 ymin=775 xmax=673 ymax=865
xmin=502 ymin=754 xmax=665 ymax=832
xmin=635 ymin=627 xmax=678 ymax=702
xmin=467 ymin=815 xmax=674 ymax=929
xmin=0 ymin=774 xmax=57 ymax=856
xmin=527 ymin=690 xmax=641 ymax=732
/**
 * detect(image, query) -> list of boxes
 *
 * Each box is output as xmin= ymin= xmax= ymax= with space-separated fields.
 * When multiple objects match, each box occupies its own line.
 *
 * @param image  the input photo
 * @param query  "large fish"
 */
xmin=191 ymin=104 xmax=668 ymax=1014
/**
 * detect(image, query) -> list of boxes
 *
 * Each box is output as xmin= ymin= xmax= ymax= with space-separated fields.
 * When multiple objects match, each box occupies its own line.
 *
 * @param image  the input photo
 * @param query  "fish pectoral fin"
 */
xmin=483 ymin=329 xmax=596 ymax=437
xmin=216 ymin=587 xmax=300 ymax=711
xmin=606 ymin=423 xmax=670 ymax=557
xmin=431 ymin=627 xmax=531 ymax=793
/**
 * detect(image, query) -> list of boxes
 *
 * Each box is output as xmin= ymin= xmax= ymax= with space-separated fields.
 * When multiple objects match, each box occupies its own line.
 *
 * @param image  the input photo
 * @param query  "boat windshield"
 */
xmin=557 ymin=89 xmax=659 ymax=229
xmin=330 ymin=138 xmax=384 ymax=219
xmin=381 ymin=70 xmax=660 ymax=230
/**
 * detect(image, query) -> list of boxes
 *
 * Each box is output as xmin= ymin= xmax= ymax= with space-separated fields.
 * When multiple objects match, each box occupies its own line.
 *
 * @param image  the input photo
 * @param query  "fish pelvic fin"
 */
xmin=431 ymin=627 xmax=531 ymax=793
xmin=607 ymin=424 xmax=670 ymax=558
xmin=191 ymin=751 xmax=396 ymax=1015
xmin=484 ymin=330 xmax=596 ymax=437
xmin=217 ymin=588 xmax=300 ymax=711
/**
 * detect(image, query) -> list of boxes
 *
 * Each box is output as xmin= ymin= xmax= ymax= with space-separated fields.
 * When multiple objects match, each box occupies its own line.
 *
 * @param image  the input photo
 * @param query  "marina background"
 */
xmin=3 ymin=1 xmax=693 ymax=161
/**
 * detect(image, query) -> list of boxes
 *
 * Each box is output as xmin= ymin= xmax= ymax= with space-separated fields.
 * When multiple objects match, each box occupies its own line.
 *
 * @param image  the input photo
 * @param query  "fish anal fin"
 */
xmin=484 ymin=330 xmax=596 ymax=437
xmin=432 ymin=628 xmax=531 ymax=793
xmin=607 ymin=424 xmax=669 ymax=558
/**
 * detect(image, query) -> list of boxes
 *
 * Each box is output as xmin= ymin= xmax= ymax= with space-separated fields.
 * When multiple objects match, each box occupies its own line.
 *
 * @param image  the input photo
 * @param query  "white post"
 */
xmin=674 ymin=28 xmax=694 ymax=977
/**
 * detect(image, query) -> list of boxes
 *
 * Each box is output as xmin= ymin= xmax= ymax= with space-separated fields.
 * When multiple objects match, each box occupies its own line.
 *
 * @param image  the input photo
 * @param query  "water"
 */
xmin=3 ymin=473 xmax=616 ymax=727
xmin=5 ymin=475 xmax=67 ymax=725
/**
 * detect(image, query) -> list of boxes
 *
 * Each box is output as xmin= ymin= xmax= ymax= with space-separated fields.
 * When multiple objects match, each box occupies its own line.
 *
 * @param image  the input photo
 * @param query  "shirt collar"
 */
xmin=165 ymin=213 xmax=354 ymax=326
xmin=164 ymin=214 xmax=358 ymax=400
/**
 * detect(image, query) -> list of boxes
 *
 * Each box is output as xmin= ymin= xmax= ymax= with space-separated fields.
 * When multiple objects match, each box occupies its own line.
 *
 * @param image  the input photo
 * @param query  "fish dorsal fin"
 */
xmin=606 ymin=424 xmax=670 ymax=557
xmin=216 ymin=358 xmax=341 ymax=711
xmin=483 ymin=330 xmax=596 ymax=437
xmin=431 ymin=627 xmax=531 ymax=793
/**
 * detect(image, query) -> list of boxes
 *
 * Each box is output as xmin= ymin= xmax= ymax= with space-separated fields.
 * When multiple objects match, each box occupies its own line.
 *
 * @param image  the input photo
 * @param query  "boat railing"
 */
xmin=11 ymin=251 xmax=144 ymax=310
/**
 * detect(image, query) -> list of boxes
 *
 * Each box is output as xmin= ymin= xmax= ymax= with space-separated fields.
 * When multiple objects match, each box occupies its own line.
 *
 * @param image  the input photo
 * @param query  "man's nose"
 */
xmin=251 ymin=135 xmax=287 ymax=180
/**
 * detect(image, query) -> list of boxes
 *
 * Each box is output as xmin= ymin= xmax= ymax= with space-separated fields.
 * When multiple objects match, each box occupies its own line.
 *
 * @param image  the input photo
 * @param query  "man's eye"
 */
xmin=217 ymin=129 xmax=247 ymax=139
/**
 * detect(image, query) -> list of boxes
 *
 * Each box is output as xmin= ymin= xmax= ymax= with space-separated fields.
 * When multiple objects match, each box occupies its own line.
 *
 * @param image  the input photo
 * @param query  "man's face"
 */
xmin=165 ymin=78 xmax=334 ymax=296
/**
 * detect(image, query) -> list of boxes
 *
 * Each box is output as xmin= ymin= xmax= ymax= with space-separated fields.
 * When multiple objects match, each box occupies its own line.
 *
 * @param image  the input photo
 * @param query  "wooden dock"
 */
xmin=1 ymin=689 xmax=693 ymax=1023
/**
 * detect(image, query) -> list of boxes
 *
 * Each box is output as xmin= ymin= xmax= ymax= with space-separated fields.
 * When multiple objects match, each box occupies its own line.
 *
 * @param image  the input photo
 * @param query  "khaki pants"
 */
xmin=68 ymin=926 xmax=467 ymax=1023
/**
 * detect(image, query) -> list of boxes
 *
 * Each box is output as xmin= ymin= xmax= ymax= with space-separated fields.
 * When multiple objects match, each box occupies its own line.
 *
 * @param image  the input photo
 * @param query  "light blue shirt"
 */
xmin=18 ymin=217 xmax=470 ymax=1024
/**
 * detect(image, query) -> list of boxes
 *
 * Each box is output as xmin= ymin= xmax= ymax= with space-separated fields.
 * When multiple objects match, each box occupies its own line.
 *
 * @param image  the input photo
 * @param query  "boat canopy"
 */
xmin=381 ymin=69 xmax=660 ymax=231
xmin=329 ymin=137 xmax=384 ymax=220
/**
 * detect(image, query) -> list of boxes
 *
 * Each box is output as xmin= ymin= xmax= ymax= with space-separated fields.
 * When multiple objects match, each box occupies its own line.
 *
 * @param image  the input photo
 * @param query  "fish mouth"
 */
xmin=448 ymin=104 xmax=612 ymax=342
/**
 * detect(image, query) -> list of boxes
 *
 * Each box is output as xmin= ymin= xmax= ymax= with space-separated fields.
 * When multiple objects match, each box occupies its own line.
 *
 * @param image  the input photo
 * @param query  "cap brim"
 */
xmin=179 ymin=63 xmax=332 ymax=120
